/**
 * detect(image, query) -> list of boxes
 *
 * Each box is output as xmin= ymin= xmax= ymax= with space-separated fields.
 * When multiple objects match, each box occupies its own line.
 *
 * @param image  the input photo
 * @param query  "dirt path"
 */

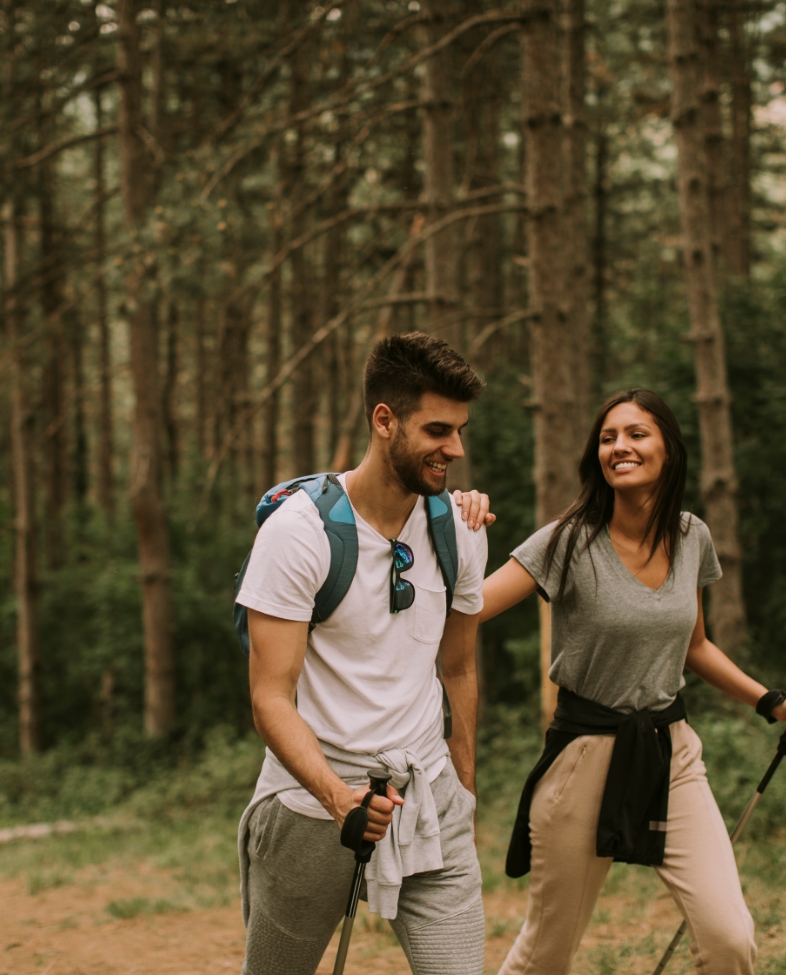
xmin=1 ymin=861 xmax=782 ymax=975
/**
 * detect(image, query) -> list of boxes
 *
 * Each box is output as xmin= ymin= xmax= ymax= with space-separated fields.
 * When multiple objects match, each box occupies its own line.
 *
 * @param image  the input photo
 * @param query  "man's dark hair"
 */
xmin=363 ymin=332 xmax=485 ymax=427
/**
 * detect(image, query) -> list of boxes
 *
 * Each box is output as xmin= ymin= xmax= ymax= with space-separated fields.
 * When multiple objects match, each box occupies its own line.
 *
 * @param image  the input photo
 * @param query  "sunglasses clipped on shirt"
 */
xmin=389 ymin=539 xmax=415 ymax=614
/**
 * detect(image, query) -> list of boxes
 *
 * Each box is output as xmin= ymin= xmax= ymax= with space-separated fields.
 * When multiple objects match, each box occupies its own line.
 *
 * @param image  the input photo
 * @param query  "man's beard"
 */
xmin=389 ymin=427 xmax=447 ymax=497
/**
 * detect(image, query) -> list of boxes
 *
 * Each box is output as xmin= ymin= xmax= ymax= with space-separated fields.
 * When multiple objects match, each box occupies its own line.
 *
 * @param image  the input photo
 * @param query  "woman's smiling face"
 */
xmin=598 ymin=402 xmax=668 ymax=493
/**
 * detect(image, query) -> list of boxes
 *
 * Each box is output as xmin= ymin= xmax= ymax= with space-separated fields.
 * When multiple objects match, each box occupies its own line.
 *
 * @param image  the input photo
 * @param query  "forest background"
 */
xmin=1 ymin=0 xmax=786 ymax=816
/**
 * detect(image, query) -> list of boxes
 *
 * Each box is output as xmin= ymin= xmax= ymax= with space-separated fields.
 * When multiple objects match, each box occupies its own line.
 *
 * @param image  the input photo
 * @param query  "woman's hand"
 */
xmin=452 ymin=489 xmax=497 ymax=531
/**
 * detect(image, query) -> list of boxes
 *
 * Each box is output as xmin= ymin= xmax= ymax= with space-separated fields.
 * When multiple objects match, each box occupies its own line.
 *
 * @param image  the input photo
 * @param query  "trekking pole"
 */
xmin=332 ymin=769 xmax=392 ymax=975
xmin=651 ymin=727 xmax=786 ymax=975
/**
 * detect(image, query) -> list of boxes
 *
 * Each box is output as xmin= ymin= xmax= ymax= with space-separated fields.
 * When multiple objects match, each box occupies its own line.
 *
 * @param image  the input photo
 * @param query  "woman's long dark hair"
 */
xmin=544 ymin=389 xmax=689 ymax=600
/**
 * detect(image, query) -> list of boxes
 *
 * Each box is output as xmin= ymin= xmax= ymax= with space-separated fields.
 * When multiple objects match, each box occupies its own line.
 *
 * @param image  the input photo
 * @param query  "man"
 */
xmin=236 ymin=332 xmax=491 ymax=975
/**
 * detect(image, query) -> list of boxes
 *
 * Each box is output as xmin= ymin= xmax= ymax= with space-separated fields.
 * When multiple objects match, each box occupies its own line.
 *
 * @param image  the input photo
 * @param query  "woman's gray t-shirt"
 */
xmin=511 ymin=514 xmax=722 ymax=713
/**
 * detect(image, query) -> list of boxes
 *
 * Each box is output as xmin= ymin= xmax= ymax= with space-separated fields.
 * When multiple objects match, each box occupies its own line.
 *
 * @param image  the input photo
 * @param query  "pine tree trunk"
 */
xmin=324 ymin=21 xmax=350 ymax=464
xmin=94 ymin=86 xmax=114 ymax=518
xmin=162 ymin=301 xmax=179 ymax=484
xmin=324 ymin=246 xmax=345 ymax=463
xmin=70 ymin=311 xmax=89 ymax=506
xmin=421 ymin=0 xmax=460 ymax=343
xmin=592 ymin=121 xmax=609 ymax=388
xmin=39 ymin=155 xmax=68 ymax=568
xmin=727 ymin=0 xmax=751 ymax=278
xmin=465 ymin=48 xmax=502 ymax=368
xmin=330 ymin=216 xmax=425 ymax=474
xmin=666 ymin=0 xmax=747 ymax=654
xmin=4 ymin=199 xmax=43 ymax=754
xmin=214 ymin=279 xmax=251 ymax=481
xmin=195 ymin=287 xmax=208 ymax=462
xmin=262 ymin=207 xmax=282 ymax=489
xmin=117 ymin=0 xmax=176 ymax=735
xmin=421 ymin=0 xmax=472 ymax=490
xmin=285 ymin=18 xmax=316 ymax=475
xmin=562 ymin=0 xmax=592 ymax=439
xmin=521 ymin=0 xmax=577 ymax=731
xmin=696 ymin=0 xmax=728 ymax=265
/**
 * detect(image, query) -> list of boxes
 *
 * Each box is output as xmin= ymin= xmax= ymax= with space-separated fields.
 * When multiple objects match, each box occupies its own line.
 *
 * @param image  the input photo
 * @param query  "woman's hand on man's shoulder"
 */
xmin=453 ymin=489 xmax=496 ymax=531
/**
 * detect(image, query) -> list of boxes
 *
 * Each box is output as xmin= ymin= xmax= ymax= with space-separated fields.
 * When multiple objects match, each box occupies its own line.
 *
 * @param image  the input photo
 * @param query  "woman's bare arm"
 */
xmin=480 ymin=558 xmax=540 ymax=623
xmin=685 ymin=591 xmax=786 ymax=721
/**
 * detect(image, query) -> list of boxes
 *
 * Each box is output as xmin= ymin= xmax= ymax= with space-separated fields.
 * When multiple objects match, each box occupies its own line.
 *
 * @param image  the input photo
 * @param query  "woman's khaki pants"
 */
xmin=499 ymin=721 xmax=756 ymax=975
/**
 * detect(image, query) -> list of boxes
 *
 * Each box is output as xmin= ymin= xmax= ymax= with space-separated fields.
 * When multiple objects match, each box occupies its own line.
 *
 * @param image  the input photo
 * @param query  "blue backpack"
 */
xmin=233 ymin=472 xmax=459 ymax=737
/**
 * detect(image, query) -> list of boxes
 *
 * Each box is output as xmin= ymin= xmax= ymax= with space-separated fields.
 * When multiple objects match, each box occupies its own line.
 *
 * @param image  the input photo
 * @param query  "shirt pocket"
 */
xmin=413 ymin=585 xmax=447 ymax=645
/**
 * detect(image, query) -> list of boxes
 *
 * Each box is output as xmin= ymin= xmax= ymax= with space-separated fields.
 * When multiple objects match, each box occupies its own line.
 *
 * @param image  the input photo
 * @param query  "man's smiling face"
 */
xmin=388 ymin=392 xmax=468 ymax=497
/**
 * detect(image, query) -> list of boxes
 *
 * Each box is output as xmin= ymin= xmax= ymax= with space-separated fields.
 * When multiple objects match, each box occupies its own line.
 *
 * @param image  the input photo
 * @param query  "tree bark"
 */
xmin=421 ymin=0 xmax=472 ymax=490
xmin=162 ymin=301 xmax=179 ymax=484
xmin=696 ymin=0 xmax=728 ymax=265
xmin=330 ymin=215 xmax=425 ymax=474
xmin=727 ymin=0 xmax=751 ymax=278
xmin=562 ymin=0 xmax=592 ymax=441
xmin=666 ymin=0 xmax=747 ymax=654
xmin=94 ymin=85 xmax=114 ymax=519
xmin=70 ymin=310 xmax=89 ymax=506
xmin=285 ymin=11 xmax=316 ymax=475
xmin=262 ymin=207 xmax=282 ymax=489
xmin=39 ymin=154 xmax=68 ymax=568
xmin=521 ymin=0 xmax=577 ymax=731
xmin=215 ymin=277 xmax=253 ymax=485
xmin=5 ymin=199 xmax=43 ymax=754
xmin=463 ymin=32 xmax=503 ymax=369
xmin=194 ymin=285 xmax=208 ymax=462
xmin=117 ymin=0 xmax=176 ymax=735
xmin=591 ymin=120 xmax=609 ymax=390
xmin=421 ymin=0 xmax=460 ymax=344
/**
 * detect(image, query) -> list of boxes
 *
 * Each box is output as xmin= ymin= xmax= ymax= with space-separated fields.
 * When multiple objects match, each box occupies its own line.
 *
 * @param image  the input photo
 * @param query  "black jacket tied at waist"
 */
xmin=506 ymin=687 xmax=687 ymax=878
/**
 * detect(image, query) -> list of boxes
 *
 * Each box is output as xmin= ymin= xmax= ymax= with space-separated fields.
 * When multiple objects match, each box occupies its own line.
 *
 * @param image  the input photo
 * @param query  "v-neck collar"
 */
xmin=338 ymin=473 xmax=421 ymax=545
xmin=600 ymin=528 xmax=670 ymax=595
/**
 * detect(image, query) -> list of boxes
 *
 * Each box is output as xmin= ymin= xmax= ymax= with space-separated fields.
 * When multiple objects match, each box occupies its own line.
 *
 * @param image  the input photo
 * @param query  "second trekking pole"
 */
xmin=332 ymin=768 xmax=392 ymax=975
xmin=651 ymin=727 xmax=786 ymax=975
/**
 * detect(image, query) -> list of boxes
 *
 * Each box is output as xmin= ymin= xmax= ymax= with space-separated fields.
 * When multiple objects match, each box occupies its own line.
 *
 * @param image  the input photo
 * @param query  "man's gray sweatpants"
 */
xmin=241 ymin=758 xmax=484 ymax=975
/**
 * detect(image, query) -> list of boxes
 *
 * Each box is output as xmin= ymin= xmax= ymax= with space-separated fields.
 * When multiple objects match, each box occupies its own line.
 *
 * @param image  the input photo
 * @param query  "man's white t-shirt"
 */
xmin=236 ymin=473 xmax=488 ymax=818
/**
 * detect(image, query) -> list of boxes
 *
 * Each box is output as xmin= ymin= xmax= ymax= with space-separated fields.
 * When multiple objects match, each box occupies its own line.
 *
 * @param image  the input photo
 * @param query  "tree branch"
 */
xmin=197 ymin=200 xmax=527 ymax=510
xmin=16 ymin=127 xmax=118 ymax=169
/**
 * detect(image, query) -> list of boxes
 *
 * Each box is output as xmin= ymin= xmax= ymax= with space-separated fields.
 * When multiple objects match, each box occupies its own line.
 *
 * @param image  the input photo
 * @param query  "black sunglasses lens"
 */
xmin=393 ymin=579 xmax=415 ymax=612
xmin=390 ymin=539 xmax=415 ymax=614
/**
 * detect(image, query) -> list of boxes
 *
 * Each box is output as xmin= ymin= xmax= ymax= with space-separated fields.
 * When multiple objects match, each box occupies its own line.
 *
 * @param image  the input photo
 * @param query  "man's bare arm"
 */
xmin=247 ymin=609 xmax=402 ymax=839
xmin=438 ymin=609 xmax=480 ymax=795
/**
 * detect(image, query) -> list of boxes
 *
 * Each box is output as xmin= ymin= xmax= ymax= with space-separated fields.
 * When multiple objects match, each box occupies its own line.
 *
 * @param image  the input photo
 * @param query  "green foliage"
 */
xmin=1 ymin=0 xmax=786 ymax=773
xmin=0 ymin=489 xmax=255 ymax=757
xmin=470 ymin=364 xmax=540 ymax=704
xmin=0 ymin=724 xmax=263 ymax=827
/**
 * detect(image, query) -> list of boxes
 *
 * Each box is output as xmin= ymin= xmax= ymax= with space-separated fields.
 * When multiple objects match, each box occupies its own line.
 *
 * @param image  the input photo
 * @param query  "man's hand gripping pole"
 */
xmin=331 ymin=769 xmax=392 ymax=975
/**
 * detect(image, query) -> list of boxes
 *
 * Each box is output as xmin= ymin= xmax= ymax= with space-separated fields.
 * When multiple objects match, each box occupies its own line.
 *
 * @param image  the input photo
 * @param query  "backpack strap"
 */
xmin=310 ymin=474 xmax=358 ymax=630
xmin=234 ymin=473 xmax=357 ymax=654
xmin=425 ymin=490 xmax=459 ymax=740
xmin=233 ymin=552 xmax=253 ymax=657
xmin=425 ymin=491 xmax=458 ymax=617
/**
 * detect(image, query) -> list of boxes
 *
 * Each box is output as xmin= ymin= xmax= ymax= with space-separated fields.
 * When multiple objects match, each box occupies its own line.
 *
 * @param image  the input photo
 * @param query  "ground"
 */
xmin=1 ymin=821 xmax=784 ymax=975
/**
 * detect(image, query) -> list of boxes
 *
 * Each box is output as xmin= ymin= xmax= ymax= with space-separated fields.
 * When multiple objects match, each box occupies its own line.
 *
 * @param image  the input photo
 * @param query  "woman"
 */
xmin=480 ymin=389 xmax=786 ymax=975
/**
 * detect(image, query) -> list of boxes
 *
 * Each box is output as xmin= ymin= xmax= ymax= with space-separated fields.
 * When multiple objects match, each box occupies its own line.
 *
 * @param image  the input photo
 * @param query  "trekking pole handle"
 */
xmin=368 ymin=768 xmax=392 ymax=797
